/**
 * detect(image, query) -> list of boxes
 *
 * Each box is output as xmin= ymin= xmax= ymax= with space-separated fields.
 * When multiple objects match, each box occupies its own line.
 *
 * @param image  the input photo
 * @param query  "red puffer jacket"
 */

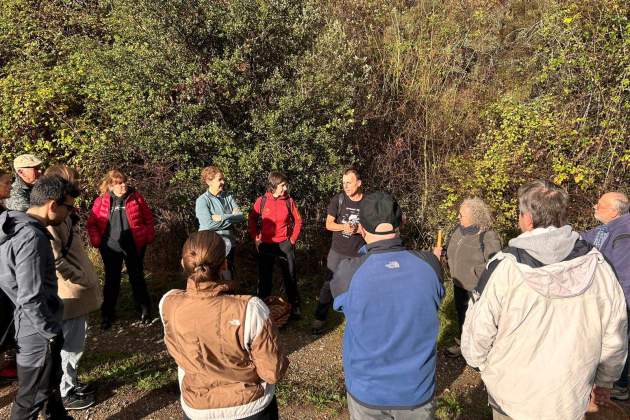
xmin=87 ymin=190 xmax=155 ymax=252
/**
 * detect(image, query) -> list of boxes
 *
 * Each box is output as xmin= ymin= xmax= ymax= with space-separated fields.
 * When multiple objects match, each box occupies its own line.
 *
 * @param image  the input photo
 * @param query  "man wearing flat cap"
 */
xmin=331 ymin=192 xmax=444 ymax=419
xmin=6 ymin=154 xmax=43 ymax=212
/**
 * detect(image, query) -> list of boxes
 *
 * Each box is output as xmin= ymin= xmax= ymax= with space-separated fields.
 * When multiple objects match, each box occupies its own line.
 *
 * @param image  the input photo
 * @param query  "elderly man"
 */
xmin=581 ymin=191 xmax=630 ymax=400
xmin=462 ymin=180 xmax=627 ymax=420
xmin=331 ymin=192 xmax=444 ymax=419
xmin=6 ymin=154 xmax=43 ymax=211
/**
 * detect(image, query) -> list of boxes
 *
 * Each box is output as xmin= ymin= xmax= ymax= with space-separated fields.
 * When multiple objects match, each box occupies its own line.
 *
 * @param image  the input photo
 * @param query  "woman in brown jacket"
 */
xmin=160 ymin=231 xmax=288 ymax=420
xmin=44 ymin=165 xmax=102 ymax=410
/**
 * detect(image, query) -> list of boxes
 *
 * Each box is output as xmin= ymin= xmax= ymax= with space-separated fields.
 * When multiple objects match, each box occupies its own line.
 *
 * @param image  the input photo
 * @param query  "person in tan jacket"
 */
xmin=160 ymin=230 xmax=288 ymax=420
xmin=45 ymin=165 xmax=102 ymax=411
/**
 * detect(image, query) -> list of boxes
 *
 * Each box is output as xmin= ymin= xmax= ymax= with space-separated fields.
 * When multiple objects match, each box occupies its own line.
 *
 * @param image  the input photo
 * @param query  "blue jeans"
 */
xmin=615 ymin=309 xmax=630 ymax=388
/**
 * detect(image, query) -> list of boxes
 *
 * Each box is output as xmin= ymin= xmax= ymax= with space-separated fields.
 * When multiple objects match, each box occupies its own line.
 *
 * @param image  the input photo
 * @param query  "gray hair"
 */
xmin=461 ymin=198 xmax=494 ymax=231
xmin=518 ymin=180 xmax=568 ymax=228
xmin=609 ymin=192 xmax=629 ymax=215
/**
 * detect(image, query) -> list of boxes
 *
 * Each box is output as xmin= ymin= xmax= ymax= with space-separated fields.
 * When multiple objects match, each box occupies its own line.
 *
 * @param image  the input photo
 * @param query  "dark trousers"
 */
xmin=11 ymin=333 xmax=67 ymax=420
xmin=616 ymin=309 xmax=630 ymax=388
xmin=314 ymin=248 xmax=347 ymax=321
xmin=257 ymin=241 xmax=300 ymax=306
xmin=100 ymin=245 xmax=150 ymax=320
xmin=453 ymin=284 xmax=471 ymax=332
xmin=183 ymin=396 xmax=278 ymax=420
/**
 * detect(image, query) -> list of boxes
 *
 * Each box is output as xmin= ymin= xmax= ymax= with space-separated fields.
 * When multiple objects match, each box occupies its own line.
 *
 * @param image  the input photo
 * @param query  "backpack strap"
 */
xmin=256 ymin=195 xmax=267 ymax=232
xmin=479 ymin=230 xmax=486 ymax=260
xmin=337 ymin=193 xmax=345 ymax=219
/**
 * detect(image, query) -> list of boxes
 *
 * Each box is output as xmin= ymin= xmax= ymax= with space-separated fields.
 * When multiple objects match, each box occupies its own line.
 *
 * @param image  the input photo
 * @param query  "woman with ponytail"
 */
xmin=160 ymin=231 xmax=288 ymax=420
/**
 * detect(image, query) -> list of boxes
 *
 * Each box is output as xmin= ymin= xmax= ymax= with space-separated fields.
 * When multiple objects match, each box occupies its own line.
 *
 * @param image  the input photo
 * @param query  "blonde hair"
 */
xmin=200 ymin=166 xmax=223 ymax=185
xmin=461 ymin=198 xmax=494 ymax=231
xmin=181 ymin=231 xmax=226 ymax=286
xmin=99 ymin=169 xmax=127 ymax=195
xmin=44 ymin=164 xmax=80 ymax=186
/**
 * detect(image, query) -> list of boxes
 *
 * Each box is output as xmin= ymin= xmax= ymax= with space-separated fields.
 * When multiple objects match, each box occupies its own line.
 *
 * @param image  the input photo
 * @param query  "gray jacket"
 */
xmin=446 ymin=227 xmax=502 ymax=290
xmin=0 ymin=211 xmax=63 ymax=340
xmin=5 ymin=176 xmax=32 ymax=212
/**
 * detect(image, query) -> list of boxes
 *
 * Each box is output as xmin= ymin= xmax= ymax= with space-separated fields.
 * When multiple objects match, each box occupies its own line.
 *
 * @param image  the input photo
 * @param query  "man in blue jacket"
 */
xmin=581 ymin=191 xmax=630 ymax=401
xmin=331 ymin=192 xmax=444 ymax=419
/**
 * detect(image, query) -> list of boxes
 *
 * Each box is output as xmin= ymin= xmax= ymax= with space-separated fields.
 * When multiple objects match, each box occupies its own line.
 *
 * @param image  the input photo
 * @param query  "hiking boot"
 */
xmin=311 ymin=319 xmax=326 ymax=335
xmin=611 ymin=385 xmax=629 ymax=401
xmin=100 ymin=318 xmax=113 ymax=331
xmin=289 ymin=306 xmax=301 ymax=320
xmin=63 ymin=390 xmax=96 ymax=410
xmin=446 ymin=344 xmax=462 ymax=358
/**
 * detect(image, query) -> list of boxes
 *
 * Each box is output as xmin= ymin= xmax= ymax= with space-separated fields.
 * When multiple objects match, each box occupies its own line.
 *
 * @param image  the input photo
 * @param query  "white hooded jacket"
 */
xmin=461 ymin=227 xmax=628 ymax=420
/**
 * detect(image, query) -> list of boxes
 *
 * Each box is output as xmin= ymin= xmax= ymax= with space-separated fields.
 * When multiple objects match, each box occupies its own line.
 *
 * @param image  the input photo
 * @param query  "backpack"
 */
xmin=257 ymin=195 xmax=295 ymax=232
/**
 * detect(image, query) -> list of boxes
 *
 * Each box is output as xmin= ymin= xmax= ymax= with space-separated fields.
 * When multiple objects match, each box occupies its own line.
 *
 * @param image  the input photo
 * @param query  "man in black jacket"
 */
xmin=0 ymin=175 xmax=78 ymax=420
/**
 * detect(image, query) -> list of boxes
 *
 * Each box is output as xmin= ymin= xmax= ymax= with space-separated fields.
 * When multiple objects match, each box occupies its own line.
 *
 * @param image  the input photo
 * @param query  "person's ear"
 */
xmin=180 ymin=258 xmax=185 ymax=269
xmin=356 ymin=179 xmax=362 ymax=189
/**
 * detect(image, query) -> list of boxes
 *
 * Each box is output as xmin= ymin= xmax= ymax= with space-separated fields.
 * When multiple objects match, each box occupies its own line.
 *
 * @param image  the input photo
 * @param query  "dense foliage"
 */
xmin=1 ymin=0 xmax=628 ymax=264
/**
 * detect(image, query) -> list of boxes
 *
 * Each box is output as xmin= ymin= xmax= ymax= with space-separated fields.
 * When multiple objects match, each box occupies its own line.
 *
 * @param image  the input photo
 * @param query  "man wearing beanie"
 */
xmin=331 ymin=192 xmax=444 ymax=419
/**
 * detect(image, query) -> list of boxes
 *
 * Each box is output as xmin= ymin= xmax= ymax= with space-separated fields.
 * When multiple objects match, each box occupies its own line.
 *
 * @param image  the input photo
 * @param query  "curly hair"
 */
xmin=461 ymin=198 xmax=494 ymax=231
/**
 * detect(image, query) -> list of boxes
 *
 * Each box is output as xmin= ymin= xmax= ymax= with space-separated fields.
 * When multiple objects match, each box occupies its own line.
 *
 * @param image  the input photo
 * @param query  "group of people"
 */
xmin=0 ymin=152 xmax=629 ymax=420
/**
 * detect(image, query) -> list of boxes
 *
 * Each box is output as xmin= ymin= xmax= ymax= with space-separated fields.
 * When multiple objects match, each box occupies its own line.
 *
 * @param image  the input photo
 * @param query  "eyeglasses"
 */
xmin=58 ymin=203 xmax=75 ymax=212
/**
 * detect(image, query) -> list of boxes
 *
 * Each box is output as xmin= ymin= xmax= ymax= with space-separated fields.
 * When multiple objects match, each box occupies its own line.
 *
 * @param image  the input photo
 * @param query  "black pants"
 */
xmin=183 ymin=396 xmax=279 ymax=420
xmin=453 ymin=284 xmax=471 ymax=332
xmin=11 ymin=333 xmax=67 ymax=420
xmin=100 ymin=245 xmax=150 ymax=320
xmin=314 ymin=249 xmax=348 ymax=321
xmin=257 ymin=241 xmax=300 ymax=306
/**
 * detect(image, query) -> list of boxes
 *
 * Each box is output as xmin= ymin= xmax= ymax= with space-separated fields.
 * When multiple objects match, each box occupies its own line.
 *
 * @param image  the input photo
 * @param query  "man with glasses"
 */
xmin=0 ymin=175 xmax=79 ymax=420
xmin=582 ymin=191 xmax=630 ymax=400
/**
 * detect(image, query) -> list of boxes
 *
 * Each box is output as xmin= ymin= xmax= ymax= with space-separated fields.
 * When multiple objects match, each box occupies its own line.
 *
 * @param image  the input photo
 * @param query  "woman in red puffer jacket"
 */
xmin=87 ymin=169 xmax=155 ymax=330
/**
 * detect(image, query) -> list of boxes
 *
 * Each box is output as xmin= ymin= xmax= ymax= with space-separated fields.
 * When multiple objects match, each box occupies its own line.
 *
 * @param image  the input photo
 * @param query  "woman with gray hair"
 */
xmin=437 ymin=198 xmax=502 ymax=357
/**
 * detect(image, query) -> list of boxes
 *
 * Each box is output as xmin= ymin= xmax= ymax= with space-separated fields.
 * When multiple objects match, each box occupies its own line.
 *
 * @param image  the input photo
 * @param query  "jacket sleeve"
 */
xmin=461 ymin=258 xmax=507 ymax=371
xmin=595 ymin=262 xmax=628 ymax=388
xmin=46 ymin=222 xmax=86 ymax=286
xmin=225 ymin=195 xmax=245 ymax=224
xmin=289 ymin=199 xmax=302 ymax=244
xmin=580 ymin=228 xmax=597 ymax=245
xmin=86 ymin=197 xmax=102 ymax=248
xmin=245 ymin=298 xmax=289 ymax=384
xmin=248 ymin=197 xmax=262 ymax=241
xmin=14 ymin=231 xmax=61 ymax=340
xmin=136 ymin=193 xmax=155 ymax=244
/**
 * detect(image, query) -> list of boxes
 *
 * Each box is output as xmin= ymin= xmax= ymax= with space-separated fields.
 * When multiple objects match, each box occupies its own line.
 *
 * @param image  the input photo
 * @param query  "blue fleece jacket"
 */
xmin=581 ymin=213 xmax=630 ymax=306
xmin=331 ymin=237 xmax=444 ymax=409
xmin=195 ymin=190 xmax=244 ymax=235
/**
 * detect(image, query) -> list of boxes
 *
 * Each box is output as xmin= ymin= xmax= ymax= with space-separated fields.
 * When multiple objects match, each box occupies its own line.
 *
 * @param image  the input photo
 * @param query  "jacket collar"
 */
xmin=185 ymin=278 xmax=231 ymax=296
xmin=12 ymin=176 xmax=31 ymax=192
xmin=606 ymin=213 xmax=630 ymax=233
xmin=365 ymin=237 xmax=406 ymax=254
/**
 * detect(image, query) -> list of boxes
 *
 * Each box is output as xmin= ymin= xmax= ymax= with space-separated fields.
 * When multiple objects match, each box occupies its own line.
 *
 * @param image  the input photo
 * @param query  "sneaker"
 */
xmin=74 ymin=382 xmax=96 ymax=397
xmin=446 ymin=344 xmax=462 ymax=358
xmin=611 ymin=385 xmax=629 ymax=401
xmin=311 ymin=319 xmax=326 ymax=335
xmin=63 ymin=391 xmax=96 ymax=410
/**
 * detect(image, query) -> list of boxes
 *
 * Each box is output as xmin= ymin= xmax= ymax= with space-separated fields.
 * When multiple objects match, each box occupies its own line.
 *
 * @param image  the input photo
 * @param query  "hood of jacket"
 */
xmin=0 ymin=210 xmax=43 ymax=246
xmin=508 ymin=225 xmax=579 ymax=265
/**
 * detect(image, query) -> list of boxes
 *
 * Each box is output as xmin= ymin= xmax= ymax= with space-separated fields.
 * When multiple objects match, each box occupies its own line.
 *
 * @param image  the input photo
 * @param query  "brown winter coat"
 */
xmin=47 ymin=216 xmax=102 ymax=320
xmin=160 ymin=280 xmax=288 ymax=414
